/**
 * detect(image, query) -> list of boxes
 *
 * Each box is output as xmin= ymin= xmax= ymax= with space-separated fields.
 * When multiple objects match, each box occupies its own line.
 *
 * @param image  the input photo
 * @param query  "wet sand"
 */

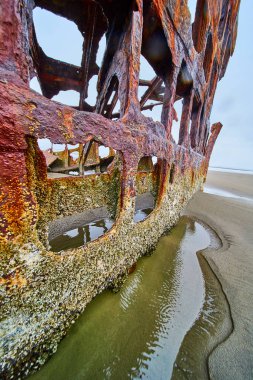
xmin=185 ymin=170 xmax=253 ymax=379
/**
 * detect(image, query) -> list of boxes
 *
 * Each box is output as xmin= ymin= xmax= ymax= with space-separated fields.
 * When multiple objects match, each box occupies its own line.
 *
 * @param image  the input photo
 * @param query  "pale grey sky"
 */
xmin=31 ymin=1 xmax=253 ymax=170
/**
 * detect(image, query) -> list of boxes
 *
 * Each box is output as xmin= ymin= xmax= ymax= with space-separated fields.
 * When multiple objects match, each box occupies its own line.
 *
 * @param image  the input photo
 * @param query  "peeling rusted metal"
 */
xmin=0 ymin=0 xmax=240 ymax=245
xmin=0 ymin=0 xmax=240 ymax=377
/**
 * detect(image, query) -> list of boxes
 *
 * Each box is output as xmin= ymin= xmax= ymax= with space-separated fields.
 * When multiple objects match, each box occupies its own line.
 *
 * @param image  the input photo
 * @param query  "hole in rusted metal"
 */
xmin=98 ymin=145 xmax=116 ymax=173
xmin=142 ymin=2 xmax=173 ymax=81
xmin=176 ymin=60 xmax=193 ymax=97
xmin=77 ymin=141 xmax=99 ymax=176
xmin=33 ymin=7 xmax=83 ymax=66
xmin=28 ymin=137 xmax=121 ymax=248
xmin=171 ymin=99 xmax=183 ymax=144
xmin=152 ymin=156 xmax=158 ymax=165
xmin=96 ymin=75 xmax=121 ymax=119
xmin=173 ymin=60 xmax=194 ymax=146
xmin=187 ymin=0 xmax=198 ymax=22
xmin=137 ymin=156 xmax=154 ymax=172
xmin=99 ymin=146 xmax=110 ymax=158
xmin=30 ymin=76 xmax=42 ymax=94
xmin=39 ymin=139 xmax=118 ymax=178
xmin=42 ymin=143 xmax=78 ymax=177
xmin=189 ymin=95 xmax=202 ymax=149
xmin=47 ymin=206 xmax=115 ymax=253
xmin=86 ymin=75 xmax=98 ymax=107
xmin=38 ymin=138 xmax=51 ymax=151
xmin=138 ymin=56 xmax=165 ymax=122
xmin=52 ymin=90 xmax=80 ymax=107
xmin=135 ymin=155 xmax=160 ymax=222
xmin=96 ymin=35 xmax=107 ymax=67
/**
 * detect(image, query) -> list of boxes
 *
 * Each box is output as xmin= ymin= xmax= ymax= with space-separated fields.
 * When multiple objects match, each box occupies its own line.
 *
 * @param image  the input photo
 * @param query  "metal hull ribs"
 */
xmin=0 ymin=0 xmax=240 ymax=377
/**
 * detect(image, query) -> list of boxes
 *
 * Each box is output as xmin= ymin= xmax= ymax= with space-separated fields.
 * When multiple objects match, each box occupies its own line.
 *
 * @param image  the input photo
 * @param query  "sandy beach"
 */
xmin=185 ymin=170 xmax=253 ymax=379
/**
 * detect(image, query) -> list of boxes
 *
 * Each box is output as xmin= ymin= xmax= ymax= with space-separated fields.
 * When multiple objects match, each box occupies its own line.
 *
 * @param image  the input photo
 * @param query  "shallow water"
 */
xmin=50 ymin=208 xmax=154 ymax=252
xmin=133 ymin=208 xmax=153 ymax=223
xmin=49 ymin=218 xmax=114 ymax=252
xmin=30 ymin=217 xmax=211 ymax=380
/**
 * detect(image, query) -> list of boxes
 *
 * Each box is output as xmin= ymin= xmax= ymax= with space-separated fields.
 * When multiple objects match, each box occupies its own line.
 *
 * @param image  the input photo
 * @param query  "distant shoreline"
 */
xmin=209 ymin=166 xmax=253 ymax=175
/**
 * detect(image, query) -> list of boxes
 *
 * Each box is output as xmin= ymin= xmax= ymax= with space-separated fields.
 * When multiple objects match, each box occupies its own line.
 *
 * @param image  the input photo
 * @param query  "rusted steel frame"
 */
xmin=64 ymin=144 xmax=69 ymax=168
xmin=208 ymin=60 xmax=219 ymax=103
xmin=118 ymin=3 xmax=144 ymax=119
xmin=29 ymin=24 xmax=41 ymax=74
xmin=199 ymin=62 xmax=221 ymax=154
xmin=80 ymin=141 xmax=98 ymax=171
xmin=81 ymin=141 xmax=93 ymax=167
xmin=106 ymin=89 xmax=119 ymax=119
xmin=219 ymin=20 xmax=233 ymax=79
xmin=161 ymin=66 xmax=180 ymax=138
xmin=218 ymin=0 xmax=231 ymax=43
xmin=0 ymin=1 xmax=30 ymax=83
xmin=200 ymin=63 xmax=220 ymax=154
xmin=97 ymin=2 xmax=143 ymax=120
xmin=148 ymin=93 xmax=164 ymax=103
xmin=178 ymin=89 xmax=194 ymax=147
xmin=0 ymin=80 xmax=169 ymax=159
xmin=79 ymin=2 xmax=98 ymax=110
xmin=112 ymin=101 xmax=164 ymax=119
xmin=78 ymin=143 xmax=84 ymax=174
xmin=140 ymin=76 xmax=163 ymax=108
xmin=0 ymin=0 xmax=241 ymax=247
xmin=156 ymin=2 xmax=202 ymax=87
xmin=0 ymin=0 xmax=241 ymax=151
xmin=29 ymin=22 xmax=85 ymax=98
xmin=141 ymin=101 xmax=164 ymax=111
xmin=139 ymin=79 xmax=152 ymax=86
xmin=203 ymin=33 xmax=215 ymax=84
xmin=197 ymin=102 xmax=208 ymax=154
xmin=96 ymin=75 xmax=118 ymax=115
xmin=84 ymin=141 xmax=100 ymax=166
xmin=190 ymin=103 xmax=203 ymax=150
xmin=192 ymin=0 xmax=210 ymax=54
xmin=99 ymin=75 xmax=119 ymax=117
xmin=53 ymin=145 xmax=69 ymax=168
xmin=38 ymin=55 xmax=84 ymax=98
xmin=205 ymin=122 xmax=223 ymax=168
xmin=0 ymin=6 xmax=243 ymax=378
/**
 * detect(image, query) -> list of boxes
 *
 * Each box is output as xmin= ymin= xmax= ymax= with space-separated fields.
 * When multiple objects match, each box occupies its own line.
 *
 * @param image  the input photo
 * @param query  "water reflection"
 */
xmin=134 ymin=208 xmax=153 ymax=223
xmin=49 ymin=218 xmax=114 ymax=252
xmin=30 ymin=217 xmax=210 ymax=380
xmin=50 ymin=208 xmax=153 ymax=252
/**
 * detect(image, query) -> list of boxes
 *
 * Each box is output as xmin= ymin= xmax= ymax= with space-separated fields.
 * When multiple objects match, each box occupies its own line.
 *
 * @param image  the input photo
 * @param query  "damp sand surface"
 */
xmin=29 ymin=216 xmax=217 ymax=380
xmin=185 ymin=170 xmax=253 ymax=379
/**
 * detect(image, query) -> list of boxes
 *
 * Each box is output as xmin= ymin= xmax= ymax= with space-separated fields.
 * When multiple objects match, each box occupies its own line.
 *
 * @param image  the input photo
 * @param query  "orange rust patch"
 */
xmin=0 ymin=270 xmax=27 ymax=289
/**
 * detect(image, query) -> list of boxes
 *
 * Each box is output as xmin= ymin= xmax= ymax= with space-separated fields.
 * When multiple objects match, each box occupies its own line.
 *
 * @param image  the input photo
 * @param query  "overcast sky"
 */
xmin=31 ymin=0 xmax=252 ymax=170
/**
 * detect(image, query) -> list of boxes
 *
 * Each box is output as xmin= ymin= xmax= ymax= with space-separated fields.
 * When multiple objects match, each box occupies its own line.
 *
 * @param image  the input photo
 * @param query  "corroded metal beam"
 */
xmin=0 ymin=0 xmax=240 ymax=377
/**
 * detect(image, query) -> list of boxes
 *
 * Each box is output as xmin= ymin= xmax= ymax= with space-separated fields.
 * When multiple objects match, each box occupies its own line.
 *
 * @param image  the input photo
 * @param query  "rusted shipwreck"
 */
xmin=0 ymin=0 xmax=240 ymax=378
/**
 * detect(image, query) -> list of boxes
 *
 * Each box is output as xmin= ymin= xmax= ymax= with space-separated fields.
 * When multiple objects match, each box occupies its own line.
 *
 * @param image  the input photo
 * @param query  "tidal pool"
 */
xmin=30 ymin=217 xmax=212 ymax=380
xmin=133 ymin=208 xmax=153 ymax=223
xmin=49 ymin=218 xmax=114 ymax=252
xmin=49 ymin=207 xmax=154 ymax=252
